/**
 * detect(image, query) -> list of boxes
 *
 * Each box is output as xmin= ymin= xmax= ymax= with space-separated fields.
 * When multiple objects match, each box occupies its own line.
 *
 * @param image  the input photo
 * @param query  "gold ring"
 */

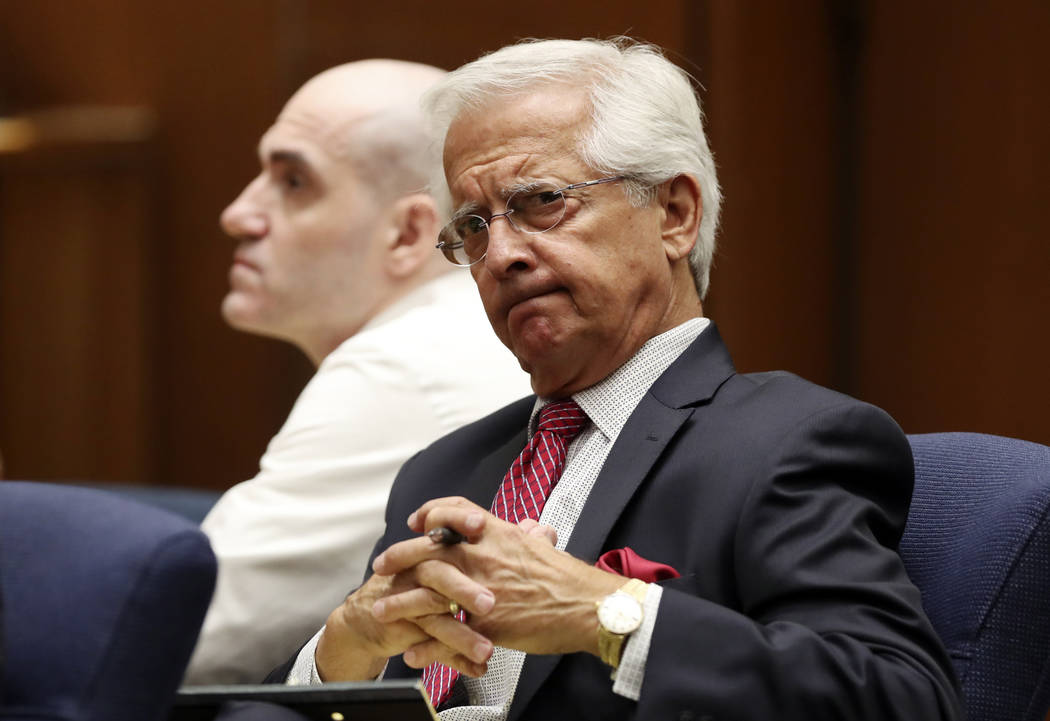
xmin=449 ymin=600 xmax=460 ymax=615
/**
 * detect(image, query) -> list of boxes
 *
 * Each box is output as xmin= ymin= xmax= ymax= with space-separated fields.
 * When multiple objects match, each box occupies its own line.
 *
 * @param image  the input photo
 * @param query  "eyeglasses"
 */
xmin=435 ymin=175 xmax=626 ymax=266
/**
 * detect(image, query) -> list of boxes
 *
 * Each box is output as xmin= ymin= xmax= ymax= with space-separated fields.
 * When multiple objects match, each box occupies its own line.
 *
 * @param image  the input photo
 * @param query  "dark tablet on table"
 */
xmin=169 ymin=680 xmax=437 ymax=721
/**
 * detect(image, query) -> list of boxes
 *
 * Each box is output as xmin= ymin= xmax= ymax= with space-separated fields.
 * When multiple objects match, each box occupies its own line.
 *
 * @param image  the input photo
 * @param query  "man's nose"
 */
xmin=219 ymin=178 xmax=268 ymax=240
xmin=482 ymin=215 xmax=533 ymax=277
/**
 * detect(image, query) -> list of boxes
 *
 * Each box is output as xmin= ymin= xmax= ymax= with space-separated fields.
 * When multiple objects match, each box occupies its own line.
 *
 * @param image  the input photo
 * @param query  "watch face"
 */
xmin=598 ymin=593 xmax=643 ymax=634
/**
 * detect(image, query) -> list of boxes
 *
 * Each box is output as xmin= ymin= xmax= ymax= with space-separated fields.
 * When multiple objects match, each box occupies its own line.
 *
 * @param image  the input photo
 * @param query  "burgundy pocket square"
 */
xmin=595 ymin=546 xmax=681 ymax=582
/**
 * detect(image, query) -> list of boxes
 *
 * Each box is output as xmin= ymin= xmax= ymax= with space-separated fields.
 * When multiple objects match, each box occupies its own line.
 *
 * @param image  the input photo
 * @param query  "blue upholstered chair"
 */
xmin=0 ymin=481 xmax=217 ymax=721
xmin=903 ymin=433 xmax=1050 ymax=721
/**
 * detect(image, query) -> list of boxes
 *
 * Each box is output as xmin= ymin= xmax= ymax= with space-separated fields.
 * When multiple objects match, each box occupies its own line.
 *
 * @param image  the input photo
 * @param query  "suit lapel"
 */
xmin=565 ymin=402 xmax=695 ymax=561
xmin=508 ymin=324 xmax=735 ymax=721
xmin=458 ymin=400 xmax=532 ymax=508
xmin=571 ymin=323 xmax=735 ymax=562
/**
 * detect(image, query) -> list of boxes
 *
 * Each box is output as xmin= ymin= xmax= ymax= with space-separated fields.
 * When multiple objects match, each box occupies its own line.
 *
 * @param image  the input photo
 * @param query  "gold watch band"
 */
xmin=619 ymin=578 xmax=648 ymax=604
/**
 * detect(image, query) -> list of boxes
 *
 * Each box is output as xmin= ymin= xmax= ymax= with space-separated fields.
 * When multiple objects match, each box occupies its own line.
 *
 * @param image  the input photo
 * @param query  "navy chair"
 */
xmin=0 ymin=481 xmax=217 ymax=721
xmin=903 ymin=433 xmax=1050 ymax=721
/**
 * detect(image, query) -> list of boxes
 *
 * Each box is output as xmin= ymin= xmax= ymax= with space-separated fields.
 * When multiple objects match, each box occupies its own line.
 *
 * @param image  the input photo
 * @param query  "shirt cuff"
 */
xmin=285 ymin=625 xmax=390 ymax=686
xmin=611 ymin=582 xmax=662 ymax=700
xmin=285 ymin=627 xmax=325 ymax=686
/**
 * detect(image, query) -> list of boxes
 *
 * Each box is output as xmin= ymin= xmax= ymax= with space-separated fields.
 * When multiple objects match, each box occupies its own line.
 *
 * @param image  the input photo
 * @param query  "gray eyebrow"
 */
xmin=450 ymin=200 xmax=482 ymax=221
xmin=501 ymin=180 xmax=546 ymax=198
xmin=451 ymin=180 xmax=552 ymax=219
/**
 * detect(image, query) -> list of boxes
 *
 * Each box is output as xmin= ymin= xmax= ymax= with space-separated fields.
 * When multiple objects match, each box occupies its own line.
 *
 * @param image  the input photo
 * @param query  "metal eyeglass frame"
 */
xmin=435 ymin=175 xmax=626 ymax=266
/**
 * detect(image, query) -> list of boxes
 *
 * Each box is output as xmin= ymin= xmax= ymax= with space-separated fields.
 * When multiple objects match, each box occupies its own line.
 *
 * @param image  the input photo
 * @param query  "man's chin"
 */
xmin=220 ymin=294 xmax=265 ymax=333
xmin=516 ymin=341 xmax=611 ymax=398
xmin=527 ymin=372 xmax=580 ymax=400
xmin=516 ymin=351 xmax=577 ymax=399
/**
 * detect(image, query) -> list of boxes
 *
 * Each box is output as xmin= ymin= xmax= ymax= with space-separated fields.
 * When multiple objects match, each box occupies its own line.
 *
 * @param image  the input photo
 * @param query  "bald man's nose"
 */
xmin=220 ymin=185 xmax=268 ymax=240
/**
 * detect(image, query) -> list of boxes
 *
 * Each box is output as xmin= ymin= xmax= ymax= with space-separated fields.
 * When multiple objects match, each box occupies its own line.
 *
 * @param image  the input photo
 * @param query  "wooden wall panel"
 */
xmin=701 ymin=1 xmax=842 ymax=387
xmin=0 ymin=1 xmax=314 ymax=488
xmin=281 ymin=0 xmax=691 ymax=75
xmin=0 ymin=140 xmax=156 ymax=481
xmin=2 ymin=0 xmax=1047 ymax=491
xmin=0 ymin=0 xmax=702 ymax=490
xmin=853 ymin=3 xmax=1050 ymax=443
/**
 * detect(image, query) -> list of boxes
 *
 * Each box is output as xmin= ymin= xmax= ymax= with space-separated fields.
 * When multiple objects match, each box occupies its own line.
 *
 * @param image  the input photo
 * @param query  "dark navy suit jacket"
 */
xmin=274 ymin=324 xmax=962 ymax=721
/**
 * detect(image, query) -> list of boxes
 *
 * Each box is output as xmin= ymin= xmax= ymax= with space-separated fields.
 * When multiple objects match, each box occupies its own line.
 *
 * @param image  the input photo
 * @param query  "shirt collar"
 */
xmin=530 ymin=317 xmax=710 ymax=440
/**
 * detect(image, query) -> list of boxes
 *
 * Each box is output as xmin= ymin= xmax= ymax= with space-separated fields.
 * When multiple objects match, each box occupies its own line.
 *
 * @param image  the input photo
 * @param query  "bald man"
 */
xmin=184 ymin=60 xmax=530 ymax=684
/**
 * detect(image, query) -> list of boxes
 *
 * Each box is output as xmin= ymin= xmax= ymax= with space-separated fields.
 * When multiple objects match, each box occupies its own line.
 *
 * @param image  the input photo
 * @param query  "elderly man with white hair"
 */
xmin=269 ymin=39 xmax=963 ymax=721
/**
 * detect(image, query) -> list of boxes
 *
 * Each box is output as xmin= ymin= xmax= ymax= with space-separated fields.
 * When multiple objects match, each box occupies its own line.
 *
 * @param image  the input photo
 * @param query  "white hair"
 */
xmin=422 ymin=37 xmax=722 ymax=299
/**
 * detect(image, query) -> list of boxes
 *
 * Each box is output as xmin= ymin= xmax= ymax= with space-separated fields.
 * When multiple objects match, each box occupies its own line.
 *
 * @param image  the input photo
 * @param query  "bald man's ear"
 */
xmin=384 ymin=194 xmax=441 ymax=279
xmin=659 ymin=174 xmax=703 ymax=263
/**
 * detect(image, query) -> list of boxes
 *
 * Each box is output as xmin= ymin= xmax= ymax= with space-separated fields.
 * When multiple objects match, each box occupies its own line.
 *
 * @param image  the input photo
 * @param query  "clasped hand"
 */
xmin=315 ymin=496 xmax=623 ymax=681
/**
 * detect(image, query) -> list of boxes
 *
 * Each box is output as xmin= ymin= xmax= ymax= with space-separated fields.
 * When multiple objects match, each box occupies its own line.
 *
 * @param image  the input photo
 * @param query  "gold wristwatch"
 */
xmin=596 ymin=578 xmax=648 ymax=669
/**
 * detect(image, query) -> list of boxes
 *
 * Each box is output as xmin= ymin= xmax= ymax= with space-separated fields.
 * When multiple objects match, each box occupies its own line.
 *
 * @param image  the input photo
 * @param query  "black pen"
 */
xmin=427 ymin=526 xmax=466 ymax=545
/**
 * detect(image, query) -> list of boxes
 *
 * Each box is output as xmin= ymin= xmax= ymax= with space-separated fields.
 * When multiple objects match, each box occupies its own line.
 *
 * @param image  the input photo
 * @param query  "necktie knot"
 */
xmin=536 ymin=399 xmax=587 ymax=441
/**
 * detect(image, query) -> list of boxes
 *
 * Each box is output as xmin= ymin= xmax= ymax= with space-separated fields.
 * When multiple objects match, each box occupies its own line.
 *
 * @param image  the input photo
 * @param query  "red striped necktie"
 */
xmin=422 ymin=399 xmax=589 ymax=709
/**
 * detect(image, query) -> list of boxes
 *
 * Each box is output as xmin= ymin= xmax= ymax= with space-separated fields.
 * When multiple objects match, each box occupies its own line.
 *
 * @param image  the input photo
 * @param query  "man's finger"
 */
xmin=413 ymin=612 xmax=494 ymax=666
xmin=372 ymin=534 xmax=454 ymax=576
xmin=406 ymin=496 xmax=481 ymax=532
xmin=419 ymin=504 xmax=488 ymax=541
xmin=412 ymin=559 xmax=495 ymax=615
xmin=371 ymin=585 xmax=450 ymax=622
xmin=517 ymin=519 xmax=558 ymax=546
xmin=402 ymin=638 xmax=489 ymax=678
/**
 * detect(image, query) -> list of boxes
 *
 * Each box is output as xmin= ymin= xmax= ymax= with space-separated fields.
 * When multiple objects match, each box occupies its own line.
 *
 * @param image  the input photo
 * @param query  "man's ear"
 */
xmin=384 ymin=193 xmax=440 ymax=279
xmin=658 ymin=174 xmax=703 ymax=262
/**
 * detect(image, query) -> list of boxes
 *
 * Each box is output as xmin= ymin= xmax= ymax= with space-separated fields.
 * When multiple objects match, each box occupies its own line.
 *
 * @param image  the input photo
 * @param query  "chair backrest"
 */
xmin=0 ymin=481 xmax=217 ymax=721
xmin=903 ymin=433 xmax=1050 ymax=721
